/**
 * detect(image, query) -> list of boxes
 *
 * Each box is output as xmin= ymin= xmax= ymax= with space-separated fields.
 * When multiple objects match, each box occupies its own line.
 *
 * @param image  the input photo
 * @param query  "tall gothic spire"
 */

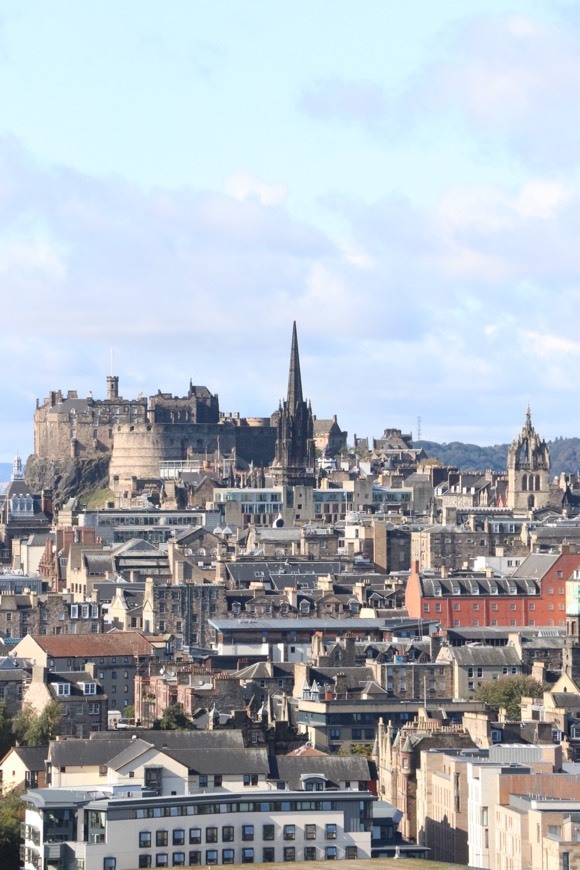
xmin=286 ymin=321 xmax=303 ymax=409
xmin=274 ymin=322 xmax=315 ymax=487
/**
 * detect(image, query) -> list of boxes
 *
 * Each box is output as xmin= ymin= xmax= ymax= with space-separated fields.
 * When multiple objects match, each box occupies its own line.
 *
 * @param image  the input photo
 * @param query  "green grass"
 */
xmin=79 ymin=487 xmax=115 ymax=510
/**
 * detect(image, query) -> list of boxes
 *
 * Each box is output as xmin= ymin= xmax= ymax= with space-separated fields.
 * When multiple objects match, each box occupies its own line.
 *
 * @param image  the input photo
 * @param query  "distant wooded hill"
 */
xmin=416 ymin=438 xmax=580 ymax=478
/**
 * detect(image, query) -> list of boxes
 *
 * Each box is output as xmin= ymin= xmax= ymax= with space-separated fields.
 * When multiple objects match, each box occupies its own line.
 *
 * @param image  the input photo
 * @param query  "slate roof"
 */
xmin=225 ymin=561 xmax=357 ymax=589
xmin=251 ymin=529 xmax=302 ymax=542
xmin=271 ymin=754 xmax=371 ymax=789
xmin=10 ymin=746 xmax=48 ymax=769
xmin=512 ymin=554 xmax=560 ymax=579
xmin=305 ymin=666 xmax=377 ymax=690
xmin=88 ymin=730 xmax=245 ymax=749
xmin=107 ymin=739 xmax=158 ymax=770
xmin=49 ymin=739 xmax=127 ymax=767
xmin=419 ymin=573 xmax=540 ymax=596
xmin=551 ymin=693 xmax=580 ymax=708
xmin=112 ymin=539 xmax=165 ymax=555
xmin=361 ymin=681 xmax=388 ymax=695
xmin=162 ymin=747 xmax=269 ymax=775
xmin=209 ymin=618 xmax=389 ymax=631
xmin=448 ymin=646 xmax=522 ymax=667
xmin=235 ymin=661 xmax=294 ymax=680
xmin=47 ymin=398 xmax=91 ymax=416
xmin=313 ymin=419 xmax=339 ymax=435
xmin=84 ymin=553 xmax=114 ymax=573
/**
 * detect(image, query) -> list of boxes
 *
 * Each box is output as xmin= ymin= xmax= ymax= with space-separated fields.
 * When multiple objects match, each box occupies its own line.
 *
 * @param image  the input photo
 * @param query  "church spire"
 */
xmin=273 ymin=322 xmax=315 ymax=488
xmin=286 ymin=321 xmax=303 ymax=410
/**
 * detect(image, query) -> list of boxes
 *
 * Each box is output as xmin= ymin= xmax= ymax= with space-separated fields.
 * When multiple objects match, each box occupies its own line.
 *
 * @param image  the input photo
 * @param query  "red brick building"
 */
xmin=405 ymin=552 xmax=580 ymax=628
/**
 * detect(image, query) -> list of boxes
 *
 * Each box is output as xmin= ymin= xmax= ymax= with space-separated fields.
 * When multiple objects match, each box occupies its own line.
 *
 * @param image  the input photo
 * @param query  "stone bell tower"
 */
xmin=507 ymin=407 xmax=550 ymax=512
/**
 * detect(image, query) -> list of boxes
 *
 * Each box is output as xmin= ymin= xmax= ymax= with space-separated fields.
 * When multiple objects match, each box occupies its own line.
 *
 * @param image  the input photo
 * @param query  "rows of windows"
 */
xmin=138 ymin=824 xmax=338 ymax=847
xmin=110 ymin=798 xmax=343 ymax=821
xmin=131 ymin=844 xmax=352 ymax=868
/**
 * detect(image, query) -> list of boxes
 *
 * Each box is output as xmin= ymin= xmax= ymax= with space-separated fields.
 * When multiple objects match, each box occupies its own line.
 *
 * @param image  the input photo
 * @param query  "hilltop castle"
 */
xmin=32 ymin=325 xmax=346 ymax=499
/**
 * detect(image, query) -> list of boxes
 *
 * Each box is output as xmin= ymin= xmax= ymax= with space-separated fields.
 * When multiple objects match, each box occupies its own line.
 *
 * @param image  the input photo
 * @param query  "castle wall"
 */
xmin=109 ymin=422 xmax=240 ymax=494
xmin=34 ymin=389 xmax=148 ymax=461
xmin=234 ymin=424 xmax=277 ymax=467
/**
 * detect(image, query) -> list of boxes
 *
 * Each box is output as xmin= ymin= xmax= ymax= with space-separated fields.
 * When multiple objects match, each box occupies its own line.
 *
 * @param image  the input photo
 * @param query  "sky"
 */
xmin=2 ymin=0 xmax=580 ymax=462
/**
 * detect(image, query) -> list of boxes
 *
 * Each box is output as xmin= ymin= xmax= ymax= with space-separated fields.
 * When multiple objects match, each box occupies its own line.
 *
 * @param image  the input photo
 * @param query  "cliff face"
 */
xmin=25 ymin=455 xmax=110 ymax=509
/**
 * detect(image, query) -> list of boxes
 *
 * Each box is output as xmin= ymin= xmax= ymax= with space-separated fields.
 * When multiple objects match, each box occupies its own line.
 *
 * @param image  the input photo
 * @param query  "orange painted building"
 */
xmin=405 ymin=552 xmax=580 ymax=628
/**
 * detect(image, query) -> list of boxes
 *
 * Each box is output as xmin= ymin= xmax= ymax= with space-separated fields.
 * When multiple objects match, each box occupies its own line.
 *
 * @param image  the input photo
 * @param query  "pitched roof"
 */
xmin=161 ymin=747 xmax=269 ymax=775
xmin=24 ymin=631 xmax=158 ymax=658
xmin=286 ymin=745 xmax=327 ymax=757
xmin=88 ymin=730 xmax=245 ymax=749
xmin=10 ymin=746 xmax=48 ymax=769
xmin=107 ymin=739 xmax=158 ymax=770
xmin=49 ymin=739 xmax=127 ymax=767
xmin=449 ymin=646 xmax=522 ymax=667
xmin=271 ymin=754 xmax=371 ymax=789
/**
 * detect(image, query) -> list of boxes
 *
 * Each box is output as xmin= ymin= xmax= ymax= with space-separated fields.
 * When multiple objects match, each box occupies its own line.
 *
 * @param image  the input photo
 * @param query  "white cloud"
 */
xmin=417 ymin=13 xmax=580 ymax=168
xmin=224 ymin=171 xmax=287 ymax=206
xmin=300 ymin=78 xmax=388 ymax=125
xmin=4 ymin=129 xmax=580 ymax=458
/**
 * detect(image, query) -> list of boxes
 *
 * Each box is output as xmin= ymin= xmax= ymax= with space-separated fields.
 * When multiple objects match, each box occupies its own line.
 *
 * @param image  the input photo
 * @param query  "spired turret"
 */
xmin=273 ymin=322 xmax=315 ymax=487
xmin=507 ymin=407 xmax=550 ymax=512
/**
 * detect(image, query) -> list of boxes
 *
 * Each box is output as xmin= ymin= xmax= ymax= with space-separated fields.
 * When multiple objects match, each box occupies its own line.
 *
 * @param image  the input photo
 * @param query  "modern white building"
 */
xmin=22 ymin=785 xmax=375 ymax=870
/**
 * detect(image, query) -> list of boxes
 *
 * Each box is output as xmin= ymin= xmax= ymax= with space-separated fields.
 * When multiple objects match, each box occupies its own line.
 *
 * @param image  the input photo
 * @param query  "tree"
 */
xmin=475 ymin=676 xmax=545 ymax=721
xmin=350 ymin=743 xmax=373 ymax=758
xmin=0 ymin=703 xmax=14 ymax=759
xmin=153 ymin=703 xmax=194 ymax=731
xmin=13 ymin=702 xmax=61 ymax=746
xmin=0 ymin=789 xmax=25 ymax=869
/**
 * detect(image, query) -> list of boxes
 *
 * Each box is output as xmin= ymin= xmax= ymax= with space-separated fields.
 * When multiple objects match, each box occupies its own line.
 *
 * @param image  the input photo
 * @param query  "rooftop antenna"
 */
xmin=110 ymin=347 xmax=115 ymax=376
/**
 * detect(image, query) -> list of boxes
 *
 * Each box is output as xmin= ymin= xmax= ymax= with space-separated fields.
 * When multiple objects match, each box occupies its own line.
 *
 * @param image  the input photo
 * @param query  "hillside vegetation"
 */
xmin=417 ymin=437 xmax=580 ymax=478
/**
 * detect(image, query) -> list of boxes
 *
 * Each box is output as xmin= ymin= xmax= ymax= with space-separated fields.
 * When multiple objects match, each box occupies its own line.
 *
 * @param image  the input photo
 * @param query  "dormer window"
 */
xmin=83 ymin=682 xmax=97 ymax=695
xmin=302 ymin=775 xmax=326 ymax=792
xmin=56 ymin=683 xmax=70 ymax=696
xmin=452 ymin=585 xmax=461 ymax=595
xmin=470 ymin=585 xmax=479 ymax=595
xmin=433 ymin=586 xmax=442 ymax=597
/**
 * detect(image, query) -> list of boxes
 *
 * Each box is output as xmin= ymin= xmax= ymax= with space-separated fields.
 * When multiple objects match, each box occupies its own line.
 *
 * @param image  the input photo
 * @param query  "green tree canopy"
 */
xmin=153 ymin=703 xmax=194 ymax=731
xmin=0 ymin=789 xmax=25 ymax=869
xmin=475 ymin=675 xmax=545 ymax=721
xmin=13 ymin=702 xmax=61 ymax=746
xmin=0 ymin=703 xmax=14 ymax=760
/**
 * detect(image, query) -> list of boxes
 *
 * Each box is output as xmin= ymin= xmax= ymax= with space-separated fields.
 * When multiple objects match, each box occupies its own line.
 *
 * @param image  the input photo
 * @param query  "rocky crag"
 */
xmin=25 ymin=455 xmax=110 ymax=510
